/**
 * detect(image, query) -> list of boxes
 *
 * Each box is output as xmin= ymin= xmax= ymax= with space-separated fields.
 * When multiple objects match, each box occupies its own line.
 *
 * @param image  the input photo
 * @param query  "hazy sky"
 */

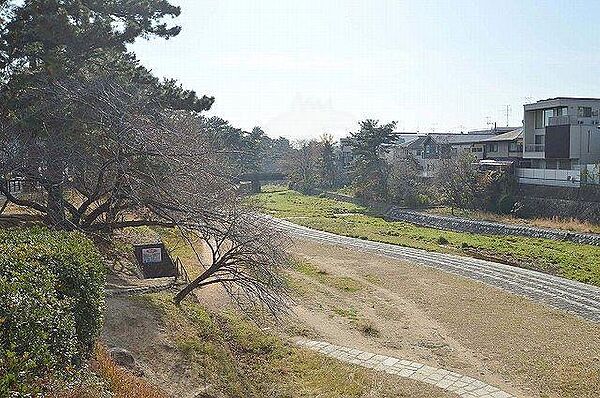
xmin=130 ymin=0 xmax=600 ymax=139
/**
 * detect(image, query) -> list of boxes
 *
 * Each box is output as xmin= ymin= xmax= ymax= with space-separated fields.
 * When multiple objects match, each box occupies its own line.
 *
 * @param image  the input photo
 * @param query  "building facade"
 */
xmin=523 ymin=97 xmax=600 ymax=169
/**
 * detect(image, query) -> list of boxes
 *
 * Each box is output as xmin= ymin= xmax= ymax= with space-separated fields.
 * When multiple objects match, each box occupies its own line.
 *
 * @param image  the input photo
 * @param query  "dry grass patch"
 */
xmin=91 ymin=344 xmax=167 ymax=398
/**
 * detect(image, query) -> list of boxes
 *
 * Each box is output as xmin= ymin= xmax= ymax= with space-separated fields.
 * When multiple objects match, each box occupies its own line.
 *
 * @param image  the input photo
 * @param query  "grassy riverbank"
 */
xmin=254 ymin=189 xmax=600 ymax=287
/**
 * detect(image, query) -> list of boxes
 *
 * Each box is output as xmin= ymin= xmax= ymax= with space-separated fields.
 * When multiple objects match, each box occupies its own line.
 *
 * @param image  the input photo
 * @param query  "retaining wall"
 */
xmin=385 ymin=207 xmax=600 ymax=246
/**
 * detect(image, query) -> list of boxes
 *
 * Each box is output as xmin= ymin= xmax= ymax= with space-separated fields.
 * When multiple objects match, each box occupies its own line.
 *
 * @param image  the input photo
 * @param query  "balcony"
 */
xmin=525 ymin=144 xmax=544 ymax=152
xmin=548 ymin=115 xmax=577 ymax=126
xmin=523 ymin=144 xmax=544 ymax=159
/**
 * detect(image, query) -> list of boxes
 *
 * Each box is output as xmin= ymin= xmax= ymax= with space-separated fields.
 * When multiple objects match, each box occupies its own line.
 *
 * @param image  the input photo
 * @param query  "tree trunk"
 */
xmin=173 ymin=263 xmax=219 ymax=305
xmin=47 ymin=181 xmax=66 ymax=227
xmin=46 ymin=130 xmax=67 ymax=228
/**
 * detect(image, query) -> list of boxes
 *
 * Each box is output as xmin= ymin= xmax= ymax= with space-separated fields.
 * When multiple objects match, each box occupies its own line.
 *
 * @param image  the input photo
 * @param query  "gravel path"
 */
xmin=273 ymin=218 xmax=600 ymax=323
xmin=297 ymin=339 xmax=514 ymax=398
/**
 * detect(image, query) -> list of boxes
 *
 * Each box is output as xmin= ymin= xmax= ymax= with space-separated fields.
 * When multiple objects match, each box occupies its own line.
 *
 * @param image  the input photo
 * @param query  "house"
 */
xmin=519 ymin=97 xmax=600 ymax=186
xmin=386 ymin=131 xmax=493 ymax=177
xmin=473 ymin=127 xmax=524 ymax=164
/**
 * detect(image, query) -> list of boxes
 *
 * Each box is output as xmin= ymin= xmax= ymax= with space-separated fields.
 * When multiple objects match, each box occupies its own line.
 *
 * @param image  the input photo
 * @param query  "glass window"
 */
xmin=534 ymin=135 xmax=544 ymax=145
xmin=487 ymin=143 xmax=498 ymax=152
xmin=535 ymin=110 xmax=544 ymax=129
xmin=543 ymin=109 xmax=553 ymax=126
xmin=556 ymin=107 xmax=568 ymax=116
xmin=578 ymin=106 xmax=592 ymax=117
xmin=509 ymin=142 xmax=522 ymax=152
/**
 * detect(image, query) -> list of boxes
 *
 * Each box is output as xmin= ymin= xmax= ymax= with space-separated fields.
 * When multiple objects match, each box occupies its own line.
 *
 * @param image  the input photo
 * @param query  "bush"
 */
xmin=0 ymin=227 xmax=105 ymax=394
xmin=496 ymin=193 xmax=516 ymax=215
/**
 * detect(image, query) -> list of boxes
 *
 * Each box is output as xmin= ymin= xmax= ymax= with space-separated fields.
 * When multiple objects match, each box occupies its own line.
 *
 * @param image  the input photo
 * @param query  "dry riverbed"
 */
xmin=286 ymin=238 xmax=600 ymax=398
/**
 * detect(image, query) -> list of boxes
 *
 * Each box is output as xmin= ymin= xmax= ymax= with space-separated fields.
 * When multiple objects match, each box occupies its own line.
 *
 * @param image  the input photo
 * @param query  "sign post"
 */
xmin=133 ymin=243 xmax=177 ymax=279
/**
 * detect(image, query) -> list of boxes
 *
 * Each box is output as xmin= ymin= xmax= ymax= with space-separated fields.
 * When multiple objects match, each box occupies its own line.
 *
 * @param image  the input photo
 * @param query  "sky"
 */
xmin=129 ymin=0 xmax=600 ymax=139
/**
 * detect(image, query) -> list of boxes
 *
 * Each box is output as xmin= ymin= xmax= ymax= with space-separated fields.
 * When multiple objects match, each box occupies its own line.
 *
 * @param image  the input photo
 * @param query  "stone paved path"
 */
xmin=297 ymin=339 xmax=515 ymax=398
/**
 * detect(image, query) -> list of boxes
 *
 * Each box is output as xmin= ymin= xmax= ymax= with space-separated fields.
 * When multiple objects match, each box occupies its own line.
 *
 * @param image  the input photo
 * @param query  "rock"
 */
xmin=109 ymin=347 xmax=135 ymax=368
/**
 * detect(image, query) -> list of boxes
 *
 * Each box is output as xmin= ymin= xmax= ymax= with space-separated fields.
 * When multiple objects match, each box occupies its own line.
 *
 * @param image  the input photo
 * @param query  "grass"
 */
xmin=90 ymin=344 xmax=167 ymax=398
xmin=428 ymin=206 xmax=600 ymax=234
xmin=291 ymin=257 xmax=363 ymax=293
xmin=133 ymin=293 xmax=444 ymax=398
xmin=255 ymin=190 xmax=600 ymax=287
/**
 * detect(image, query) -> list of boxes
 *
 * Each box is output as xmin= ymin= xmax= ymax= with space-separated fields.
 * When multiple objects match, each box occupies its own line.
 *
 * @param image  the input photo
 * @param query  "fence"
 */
xmin=516 ymin=168 xmax=580 ymax=187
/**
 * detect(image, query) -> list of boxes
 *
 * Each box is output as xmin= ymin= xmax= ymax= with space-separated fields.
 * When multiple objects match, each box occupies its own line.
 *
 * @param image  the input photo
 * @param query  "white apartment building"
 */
xmin=520 ymin=97 xmax=600 ymax=186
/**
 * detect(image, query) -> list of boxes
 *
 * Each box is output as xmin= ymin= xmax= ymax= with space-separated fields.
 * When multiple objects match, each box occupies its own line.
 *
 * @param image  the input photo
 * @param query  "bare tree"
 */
xmin=173 ymin=208 xmax=291 ymax=318
xmin=387 ymin=158 xmax=425 ymax=206
xmin=1 ymin=77 xmax=293 ymax=316
xmin=433 ymin=152 xmax=480 ymax=212
xmin=0 ymin=77 xmax=236 ymax=231
xmin=284 ymin=139 xmax=322 ymax=194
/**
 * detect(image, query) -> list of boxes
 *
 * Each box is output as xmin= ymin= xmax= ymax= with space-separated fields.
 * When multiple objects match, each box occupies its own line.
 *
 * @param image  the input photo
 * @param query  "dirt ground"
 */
xmin=100 ymin=230 xmax=600 ymax=398
xmin=101 ymin=289 xmax=456 ymax=398
xmin=286 ymin=238 xmax=600 ymax=398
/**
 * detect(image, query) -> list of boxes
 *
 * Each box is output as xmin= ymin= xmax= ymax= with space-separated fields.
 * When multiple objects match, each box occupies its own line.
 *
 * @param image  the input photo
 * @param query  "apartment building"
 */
xmin=519 ymin=97 xmax=600 ymax=186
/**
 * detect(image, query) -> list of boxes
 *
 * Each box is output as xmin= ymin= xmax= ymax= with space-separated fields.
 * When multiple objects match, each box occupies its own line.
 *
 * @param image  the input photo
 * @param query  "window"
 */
xmin=509 ymin=142 xmax=522 ymax=152
xmin=471 ymin=147 xmax=483 ymax=152
xmin=543 ymin=109 xmax=554 ymax=127
xmin=578 ymin=106 xmax=592 ymax=117
xmin=535 ymin=110 xmax=544 ymax=129
xmin=556 ymin=107 xmax=568 ymax=116
xmin=534 ymin=135 xmax=544 ymax=145
xmin=487 ymin=143 xmax=498 ymax=152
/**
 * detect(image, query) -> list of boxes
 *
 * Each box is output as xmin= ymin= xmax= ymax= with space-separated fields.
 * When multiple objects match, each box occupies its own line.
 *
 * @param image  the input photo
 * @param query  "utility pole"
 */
xmin=503 ymin=105 xmax=511 ymax=127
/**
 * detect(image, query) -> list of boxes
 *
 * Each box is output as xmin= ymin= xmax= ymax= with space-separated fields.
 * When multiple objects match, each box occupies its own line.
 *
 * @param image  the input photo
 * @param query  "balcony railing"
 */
xmin=548 ymin=115 xmax=577 ymax=126
xmin=525 ymin=144 xmax=544 ymax=152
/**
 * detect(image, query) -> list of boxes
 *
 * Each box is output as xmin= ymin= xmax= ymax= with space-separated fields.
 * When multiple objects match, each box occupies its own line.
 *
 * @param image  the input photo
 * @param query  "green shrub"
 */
xmin=0 ymin=227 xmax=105 ymax=394
xmin=496 ymin=193 xmax=516 ymax=215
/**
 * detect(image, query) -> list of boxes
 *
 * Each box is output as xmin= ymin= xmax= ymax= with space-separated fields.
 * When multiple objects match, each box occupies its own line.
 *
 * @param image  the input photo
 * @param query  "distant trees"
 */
xmin=433 ymin=152 xmax=517 ymax=214
xmin=285 ymin=140 xmax=322 ymax=193
xmin=434 ymin=152 xmax=481 ymax=212
xmin=319 ymin=134 xmax=337 ymax=189
xmin=348 ymin=120 xmax=398 ymax=202
xmin=282 ymin=134 xmax=343 ymax=194
xmin=388 ymin=158 xmax=426 ymax=206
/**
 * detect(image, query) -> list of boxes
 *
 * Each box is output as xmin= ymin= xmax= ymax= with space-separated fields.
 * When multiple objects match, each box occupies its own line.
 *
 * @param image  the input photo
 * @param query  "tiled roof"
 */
xmin=479 ymin=128 xmax=523 ymax=142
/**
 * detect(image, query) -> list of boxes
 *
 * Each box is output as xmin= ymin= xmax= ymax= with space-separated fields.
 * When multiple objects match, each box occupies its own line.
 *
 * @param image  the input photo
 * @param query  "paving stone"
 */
xmin=398 ymin=369 xmax=415 ymax=378
xmin=382 ymin=357 xmax=399 ymax=367
xmin=356 ymin=351 xmax=374 ymax=360
xmin=295 ymin=339 xmax=514 ymax=398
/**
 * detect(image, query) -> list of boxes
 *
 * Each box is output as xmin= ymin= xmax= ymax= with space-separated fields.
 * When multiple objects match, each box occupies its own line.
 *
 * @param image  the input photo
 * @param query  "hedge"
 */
xmin=0 ymin=227 xmax=105 ymax=394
